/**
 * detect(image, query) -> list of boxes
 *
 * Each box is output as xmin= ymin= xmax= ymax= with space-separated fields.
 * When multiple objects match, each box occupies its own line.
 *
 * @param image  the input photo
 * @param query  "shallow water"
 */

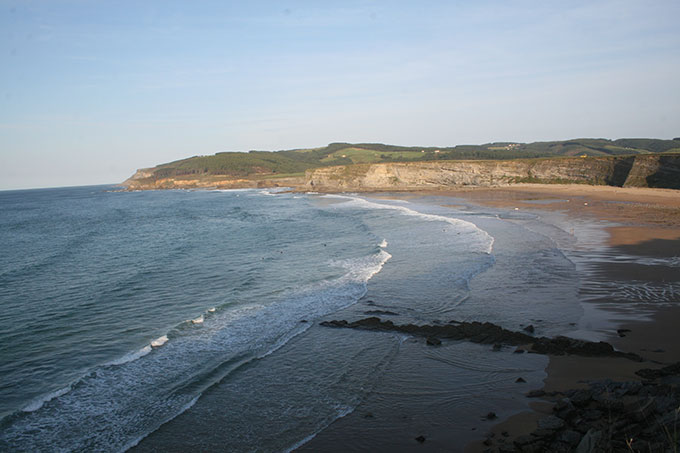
xmin=0 ymin=187 xmax=495 ymax=451
xmin=3 ymin=187 xmax=665 ymax=452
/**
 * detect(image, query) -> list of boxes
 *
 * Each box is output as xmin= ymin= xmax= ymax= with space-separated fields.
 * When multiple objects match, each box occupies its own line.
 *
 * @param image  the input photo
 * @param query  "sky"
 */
xmin=1 ymin=1 xmax=679 ymax=189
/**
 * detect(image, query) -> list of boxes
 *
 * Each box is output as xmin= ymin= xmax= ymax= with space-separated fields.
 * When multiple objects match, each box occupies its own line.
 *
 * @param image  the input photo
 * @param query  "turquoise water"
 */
xmin=0 ymin=186 xmax=584 ymax=452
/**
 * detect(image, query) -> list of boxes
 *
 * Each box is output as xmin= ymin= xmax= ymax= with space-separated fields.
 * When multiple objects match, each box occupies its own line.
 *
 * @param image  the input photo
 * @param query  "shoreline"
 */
xmin=296 ymin=183 xmax=678 ymax=452
xmin=439 ymin=184 xmax=679 ymax=452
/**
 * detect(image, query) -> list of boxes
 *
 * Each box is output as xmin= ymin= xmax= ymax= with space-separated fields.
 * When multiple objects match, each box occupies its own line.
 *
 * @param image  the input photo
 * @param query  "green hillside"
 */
xmin=146 ymin=138 xmax=680 ymax=179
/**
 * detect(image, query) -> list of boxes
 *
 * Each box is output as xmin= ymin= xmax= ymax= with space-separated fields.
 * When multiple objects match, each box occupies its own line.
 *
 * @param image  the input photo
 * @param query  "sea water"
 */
xmin=0 ymin=186 xmax=585 ymax=452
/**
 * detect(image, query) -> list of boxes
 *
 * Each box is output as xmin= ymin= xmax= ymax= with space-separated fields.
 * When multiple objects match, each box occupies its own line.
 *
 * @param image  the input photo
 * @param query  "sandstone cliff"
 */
xmin=305 ymin=155 xmax=680 ymax=191
xmin=122 ymin=169 xmax=305 ymax=190
xmin=122 ymin=154 xmax=680 ymax=191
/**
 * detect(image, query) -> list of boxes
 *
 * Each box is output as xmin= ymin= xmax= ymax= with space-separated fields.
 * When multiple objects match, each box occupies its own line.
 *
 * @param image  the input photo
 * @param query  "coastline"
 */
xmin=439 ymin=184 xmax=680 ymax=452
xmin=294 ymin=184 xmax=679 ymax=452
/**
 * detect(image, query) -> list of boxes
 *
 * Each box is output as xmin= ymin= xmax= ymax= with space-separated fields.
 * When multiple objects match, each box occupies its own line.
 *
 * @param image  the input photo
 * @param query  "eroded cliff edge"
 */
xmin=305 ymin=155 xmax=680 ymax=191
xmin=122 ymin=154 xmax=680 ymax=191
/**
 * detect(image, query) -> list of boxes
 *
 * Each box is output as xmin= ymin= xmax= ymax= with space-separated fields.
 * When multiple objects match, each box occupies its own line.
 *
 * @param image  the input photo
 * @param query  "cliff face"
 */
xmin=305 ymin=155 xmax=680 ymax=191
xmin=122 ymin=154 xmax=680 ymax=191
xmin=121 ymin=169 xmax=305 ymax=190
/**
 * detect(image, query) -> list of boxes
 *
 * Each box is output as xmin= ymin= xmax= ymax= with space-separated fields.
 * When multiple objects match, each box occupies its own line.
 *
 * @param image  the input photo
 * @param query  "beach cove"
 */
xmin=129 ymin=184 xmax=679 ymax=452
xmin=0 ymin=184 xmax=677 ymax=452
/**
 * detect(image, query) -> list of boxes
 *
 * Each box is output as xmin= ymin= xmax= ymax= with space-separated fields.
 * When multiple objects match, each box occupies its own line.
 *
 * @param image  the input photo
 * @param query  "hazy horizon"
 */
xmin=2 ymin=1 xmax=679 ymax=190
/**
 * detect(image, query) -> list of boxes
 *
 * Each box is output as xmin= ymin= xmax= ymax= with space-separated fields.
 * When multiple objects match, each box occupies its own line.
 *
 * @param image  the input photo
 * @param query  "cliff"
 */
xmin=122 ymin=169 xmax=305 ymax=190
xmin=121 ymin=154 xmax=680 ymax=191
xmin=305 ymin=155 xmax=680 ymax=191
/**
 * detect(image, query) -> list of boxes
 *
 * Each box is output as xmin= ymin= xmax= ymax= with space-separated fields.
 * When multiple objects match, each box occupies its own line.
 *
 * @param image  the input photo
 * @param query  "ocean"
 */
xmin=0 ymin=186 xmax=586 ymax=452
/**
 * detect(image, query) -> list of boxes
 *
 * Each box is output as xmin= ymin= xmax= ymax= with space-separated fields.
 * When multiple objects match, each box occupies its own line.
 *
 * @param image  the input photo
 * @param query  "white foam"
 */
xmin=119 ymin=394 xmax=201 ymax=453
xmin=208 ymin=307 xmax=216 ymax=312
xmin=191 ymin=315 xmax=204 ymax=324
xmin=257 ymin=322 xmax=313 ymax=360
xmin=2 ymin=244 xmax=395 ymax=452
xmin=333 ymin=249 xmax=392 ymax=285
xmin=283 ymin=404 xmax=356 ymax=453
xmin=379 ymin=239 xmax=388 ymax=248
xmin=150 ymin=335 xmax=168 ymax=348
xmin=211 ymin=188 xmax=257 ymax=193
xmin=324 ymin=194 xmax=495 ymax=254
xmin=106 ymin=345 xmax=152 ymax=366
xmin=22 ymin=386 xmax=72 ymax=412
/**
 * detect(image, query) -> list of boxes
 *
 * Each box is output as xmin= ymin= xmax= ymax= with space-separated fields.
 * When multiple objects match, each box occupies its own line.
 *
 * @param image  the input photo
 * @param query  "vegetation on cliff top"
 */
xmin=137 ymin=138 xmax=680 ymax=180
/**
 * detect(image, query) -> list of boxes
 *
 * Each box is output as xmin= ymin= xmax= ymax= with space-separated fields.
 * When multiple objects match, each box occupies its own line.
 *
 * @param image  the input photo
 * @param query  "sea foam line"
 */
xmin=3 ymin=248 xmax=393 ymax=452
xmin=124 ymin=249 xmax=391 ymax=450
xmin=324 ymin=194 xmax=495 ymax=254
xmin=106 ymin=345 xmax=153 ymax=366
xmin=21 ymin=385 xmax=72 ymax=413
xmin=151 ymin=335 xmax=169 ymax=348
xmin=283 ymin=404 xmax=357 ymax=453
xmin=120 ymin=394 xmax=200 ymax=453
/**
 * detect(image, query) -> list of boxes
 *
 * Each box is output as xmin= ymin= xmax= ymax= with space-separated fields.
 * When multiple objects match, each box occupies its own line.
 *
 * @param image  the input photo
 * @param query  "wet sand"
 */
xmin=451 ymin=184 xmax=680 ymax=452
xmin=295 ymin=184 xmax=679 ymax=452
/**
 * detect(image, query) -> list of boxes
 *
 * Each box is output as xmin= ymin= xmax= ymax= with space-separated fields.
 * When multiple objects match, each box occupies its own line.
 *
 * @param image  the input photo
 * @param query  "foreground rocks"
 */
xmin=320 ymin=317 xmax=643 ymax=361
xmin=320 ymin=317 xmax=679 ymax=451
xmin=482 ymin=372 xmax=680 ymax=452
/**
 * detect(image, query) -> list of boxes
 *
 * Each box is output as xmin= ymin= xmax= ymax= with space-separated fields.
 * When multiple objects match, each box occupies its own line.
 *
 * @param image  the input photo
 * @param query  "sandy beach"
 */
xmin=443 ymin=184 xmax=680 ymax=452
xmin=296 ymin=184 xmax=679 ymax=452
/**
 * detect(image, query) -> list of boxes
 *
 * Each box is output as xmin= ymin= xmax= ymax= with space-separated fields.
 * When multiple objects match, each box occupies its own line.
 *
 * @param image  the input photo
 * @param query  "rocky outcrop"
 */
xmin=319 ymin=317 xmax=643 ymax=361
xmin=482 ymin=374 xmax=680 ymax=452
xmin=305 ymin=155 xmax=680 ymax=191
xmin=623 ymin=154 xmax=680 ymax=189
xmin=121 ymin=170 xmax=305 ymax=190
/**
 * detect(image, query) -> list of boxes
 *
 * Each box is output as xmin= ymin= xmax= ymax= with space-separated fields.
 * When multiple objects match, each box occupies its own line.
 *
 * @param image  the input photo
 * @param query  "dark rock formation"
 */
xmin=319 ymin=317 xmax=643 ymax=361
xmin=483 ymin=370 xmax=680 ymax=452
xmin=363 ymin=310 xmax=399 ymax=316
xmin=426 ymin=337 xmax=442 ymax=346
xmin=636 ymin=362 xmax=680 ymax=380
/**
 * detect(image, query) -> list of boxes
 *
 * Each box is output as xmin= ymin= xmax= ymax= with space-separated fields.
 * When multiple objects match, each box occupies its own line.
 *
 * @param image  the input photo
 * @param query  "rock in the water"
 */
xmin=319 ymin=317 xmax=642 ymax=360
xmin=426 ymin=336 xmax=441 ymax=346
xmin=516 ymin=377 xmax=527 ymax=383
xmin=527 ymin=389 xmax=546 ymax=398
xmin=485 ymin=412 xmax=497 ymax=420
xmin=523 ymin=325 xmax=535 ymax=334
xmin=415 ymin=435 xmax=426 ymax=443
xmin=364 ymin=310 xmax=399 ymax=316
xmin=636 ymin=361 xmax=680 ymax=380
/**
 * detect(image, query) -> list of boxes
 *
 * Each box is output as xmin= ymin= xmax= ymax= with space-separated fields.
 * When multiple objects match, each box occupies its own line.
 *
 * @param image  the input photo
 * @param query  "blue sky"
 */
xmin=1 ymin=0 xmax=679 ymax=189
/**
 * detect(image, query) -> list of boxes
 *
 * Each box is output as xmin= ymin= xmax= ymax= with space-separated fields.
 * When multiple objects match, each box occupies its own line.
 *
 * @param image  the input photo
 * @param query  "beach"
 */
xmin=453 ymin=185 xmax=680 ymax=452
xmin=433 ymin=185 xmax=680 ymax=452
xmin=1 ymin=184 xmax=677 ymax=452
xmin=295 ymin=184 xmax=679 ymax=452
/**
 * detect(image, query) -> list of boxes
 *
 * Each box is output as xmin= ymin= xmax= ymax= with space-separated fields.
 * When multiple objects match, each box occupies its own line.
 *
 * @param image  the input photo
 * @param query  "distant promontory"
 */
xmin=121 ymin=138 xmax=680 ymax=191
